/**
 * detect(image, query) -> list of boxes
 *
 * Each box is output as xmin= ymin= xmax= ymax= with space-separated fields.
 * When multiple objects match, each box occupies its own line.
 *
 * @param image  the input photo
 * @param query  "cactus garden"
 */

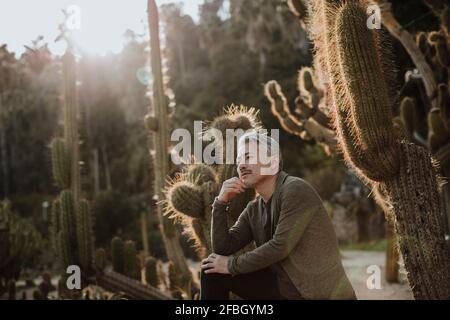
xmin=1 ymin=0 xmax=450 ymax=301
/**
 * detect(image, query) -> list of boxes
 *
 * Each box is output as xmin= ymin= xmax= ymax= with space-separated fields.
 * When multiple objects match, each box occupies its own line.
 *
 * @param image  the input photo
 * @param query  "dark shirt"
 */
xmin=262 ymin=198 xmax=303 ymax=299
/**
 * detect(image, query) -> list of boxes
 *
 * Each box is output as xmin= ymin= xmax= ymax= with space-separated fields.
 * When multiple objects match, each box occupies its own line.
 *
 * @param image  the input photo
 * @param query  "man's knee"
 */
xmin=201 ymin=269 xmax=230 ymax=284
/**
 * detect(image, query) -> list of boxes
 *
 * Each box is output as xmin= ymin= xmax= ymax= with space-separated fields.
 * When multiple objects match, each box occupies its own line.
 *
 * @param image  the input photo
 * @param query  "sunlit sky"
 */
xmin=0 ymin=0 xmax=204 ymax=56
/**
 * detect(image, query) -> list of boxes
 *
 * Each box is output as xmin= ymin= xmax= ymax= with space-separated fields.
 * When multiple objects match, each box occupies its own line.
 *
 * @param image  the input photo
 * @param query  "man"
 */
xmin=200 ymin=131 xmax=356 ymax=300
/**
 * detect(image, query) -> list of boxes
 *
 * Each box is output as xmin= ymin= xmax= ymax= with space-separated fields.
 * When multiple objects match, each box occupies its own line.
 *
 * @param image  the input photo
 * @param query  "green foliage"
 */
xmin=0 ymin=200 xmax=41 ymax=297
xmin=0 ymin=42 xmax=60 ymax=198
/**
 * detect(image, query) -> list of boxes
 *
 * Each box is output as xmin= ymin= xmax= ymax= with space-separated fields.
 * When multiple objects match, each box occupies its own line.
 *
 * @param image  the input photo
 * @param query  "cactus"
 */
xmin=168 ymin=261 xmax=183 ymax=299
xmin=124 ymin=240 xmax=141 ymax=280
xmin=144 ymin=256 xmax=159 ymax=288
xmin=48 ymin=14 xmax=169 ymax=300
xmin=50 ymin=138 xmax=70 ymax=189
xmin=287 ymin=0 xmax=309 ymax=29
xmin=94 ymin=248 xmax=106 ymax=272
xmin=110 ymin=237 xmax=142 ymax=281
xmin=394 ymin=1 xmax=450 ymax=235
xmin=111 ymin=236 xmax=125 ymax=274
xmin=49 ymin=23 xmax=95 ymax=284
xmin=399 ymin=97 xmax=420 ymax=143
xmin=164 ymin=106 xmax=258 ymax=257
xmin=305 ymin=0 xmax=450 ymax=299
xmin=0 ymin=200 xmax=41 ymax=298
xmin=145 ymin=0 xmax=192 ymax=287
xmin=94 ymin=269 xmax=171 ymax=300
xmin=47 ymin=14 xmax=164 ymax=302
xmin=385 ymin=215 xmax=400 ymax=283
xmin=264 ymin=74 xmax=336 ymax=155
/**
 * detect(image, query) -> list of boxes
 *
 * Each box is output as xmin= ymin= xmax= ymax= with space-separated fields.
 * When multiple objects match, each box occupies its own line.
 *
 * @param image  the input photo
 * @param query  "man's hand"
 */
xmin=217 ymin=177 xmax=246 ymax=203
xmin=201 ymin=253 xmax=231 ymax=274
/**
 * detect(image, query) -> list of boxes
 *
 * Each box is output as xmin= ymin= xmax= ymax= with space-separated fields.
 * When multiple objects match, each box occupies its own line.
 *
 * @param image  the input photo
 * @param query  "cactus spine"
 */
xmin=309 ymin=0 xmax=450 ymax=299
xmin=145 ymin=0 xmax=192 ymax=287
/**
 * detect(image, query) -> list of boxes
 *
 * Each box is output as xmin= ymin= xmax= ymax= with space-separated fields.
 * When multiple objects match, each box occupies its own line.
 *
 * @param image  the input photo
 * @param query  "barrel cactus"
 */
xmin=164 ymin=105 xmax=259 ymax=257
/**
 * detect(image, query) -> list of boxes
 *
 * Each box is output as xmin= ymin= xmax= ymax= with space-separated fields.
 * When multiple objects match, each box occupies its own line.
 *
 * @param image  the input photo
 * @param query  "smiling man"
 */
xmin=200 ymin=131 xmax=356 ymax=300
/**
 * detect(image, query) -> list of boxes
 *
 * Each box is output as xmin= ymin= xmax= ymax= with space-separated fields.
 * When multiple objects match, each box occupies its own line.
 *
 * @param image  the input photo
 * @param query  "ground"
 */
xmin=7 ymin=250 xmax=413 ymax=300
xmin=188 ymin=249 xmax=414 ymax=300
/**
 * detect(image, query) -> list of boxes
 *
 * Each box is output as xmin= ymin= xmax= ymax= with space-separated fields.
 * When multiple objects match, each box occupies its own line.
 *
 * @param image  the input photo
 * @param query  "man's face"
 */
xmin=236 ymin=141 xmax=278 ymax=188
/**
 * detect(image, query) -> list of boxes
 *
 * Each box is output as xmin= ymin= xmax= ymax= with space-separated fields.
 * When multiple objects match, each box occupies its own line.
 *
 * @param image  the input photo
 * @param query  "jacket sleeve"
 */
xmin=211 ymin=199 xmax=253 ymax=256
xmin=228 ymin=180 xmax=321 ymax=275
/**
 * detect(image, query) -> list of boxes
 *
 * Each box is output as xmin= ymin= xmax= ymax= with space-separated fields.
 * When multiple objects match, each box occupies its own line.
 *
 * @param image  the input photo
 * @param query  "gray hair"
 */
xmin=237 ymin=130 xmax=283 ymax=172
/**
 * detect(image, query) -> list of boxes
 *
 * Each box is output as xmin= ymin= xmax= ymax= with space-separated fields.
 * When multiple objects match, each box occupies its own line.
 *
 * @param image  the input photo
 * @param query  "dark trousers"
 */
xmin=200 ymin=268 xmax=285 ymax=300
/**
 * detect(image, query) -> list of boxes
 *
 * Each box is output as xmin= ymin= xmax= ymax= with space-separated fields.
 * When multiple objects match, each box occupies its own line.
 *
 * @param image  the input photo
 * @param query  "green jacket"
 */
xmin=211 ymin=171 xmax=356 ymax=300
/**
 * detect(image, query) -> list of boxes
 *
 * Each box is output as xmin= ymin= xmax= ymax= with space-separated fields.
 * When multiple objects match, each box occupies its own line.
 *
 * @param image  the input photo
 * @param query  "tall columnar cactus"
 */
xmin=49 ymin=47 xmax=94 ymax=283
xmin=111 ymin=236 xmax=125 ymax=274
xmin=145 ymin=0 xmax=192 ymax=287
xmin=124 ymin=240 xmax=141 ymax=280
xmin=168 ymin=261 xmax=183 ymax=299
xmin=0 ymin=200 xmax=41 ymax=297
xmin=264 ymin=66 xmax=336 ymax=155
xmin=164 ymin=106 xmax=258 ymax=257
xmin=111 ymin=237 xmax=147 ymax=281
xmin=307 ymin=0 xmax=450 ymax=299
xmin=144 ymin=256 xmax=159 ymax=288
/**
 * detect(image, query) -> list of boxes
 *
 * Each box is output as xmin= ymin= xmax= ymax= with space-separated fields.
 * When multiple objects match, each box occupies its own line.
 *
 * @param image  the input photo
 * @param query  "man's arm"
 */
xmin=211 ymin=199 xmax=253 ymax=256
xmin=227 ymin=180 xmax=321 ymax=275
